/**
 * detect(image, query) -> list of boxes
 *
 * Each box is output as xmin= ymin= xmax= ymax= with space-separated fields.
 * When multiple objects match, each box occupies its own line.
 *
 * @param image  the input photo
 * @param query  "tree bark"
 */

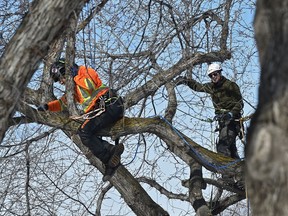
xmin=188 ymin=162 xmax=212 ymax=215
xmin=16 ymin=91 xmax=245 ymax=215
xmin=246 ymin=0 xmax=288 ymax=215
xmin=19 ymin=97 xmax=245 ymax=187
xmin=69 ymin=134 xmax=169 ymax=216
xmin=0 ymin=1 xmax=250 ymax=214
xmin=0 ymin=0 xmax=87 ymax=142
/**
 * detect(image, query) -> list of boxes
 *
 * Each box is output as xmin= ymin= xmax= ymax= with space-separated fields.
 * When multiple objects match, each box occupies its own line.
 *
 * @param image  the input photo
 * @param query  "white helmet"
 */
xmin=207 ymin=63 xmax=222 ymax=76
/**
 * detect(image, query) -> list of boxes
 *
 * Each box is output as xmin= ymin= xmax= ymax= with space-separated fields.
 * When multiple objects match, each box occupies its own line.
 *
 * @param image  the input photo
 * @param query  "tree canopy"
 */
xmin=0 ymin=0 xmax=261 ymax=215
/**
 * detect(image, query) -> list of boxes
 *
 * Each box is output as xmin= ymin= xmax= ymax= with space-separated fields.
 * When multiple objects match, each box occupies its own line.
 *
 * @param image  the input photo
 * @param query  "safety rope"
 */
xmin=150 ymin=115 xmax=254 ymax=171
xmin=234 ymin=113 xmax=254 ymax=145
xmin=70 ymin=96 xmax=120 ymax=120
xmin=141 ymin=115 xmax=239 ymax=170
xmin=122 ymin=141 xmax=141 ymax=166
xmin=118 ymin=114 xmax=254 ymax=170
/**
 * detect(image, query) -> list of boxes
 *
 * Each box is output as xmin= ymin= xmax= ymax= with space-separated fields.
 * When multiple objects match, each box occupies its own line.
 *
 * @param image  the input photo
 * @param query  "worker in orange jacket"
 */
xmin=38 ymin=59 xmax=124 ymax=181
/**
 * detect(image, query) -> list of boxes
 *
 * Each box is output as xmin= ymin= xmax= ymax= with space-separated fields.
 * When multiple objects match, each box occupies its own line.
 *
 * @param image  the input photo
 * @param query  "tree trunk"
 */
xmin=0 ymin=0 xmax=87 ymax=142
xmin=246 ymin=0 xmax=288 ymax=215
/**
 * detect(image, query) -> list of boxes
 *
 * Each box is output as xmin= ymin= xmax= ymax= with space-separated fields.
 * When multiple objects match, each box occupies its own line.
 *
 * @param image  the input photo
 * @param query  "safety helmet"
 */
xmin=50 ymin=58 xmax=66 ymax=82
xmin=207 ymin=63 xmax=222 ymax=76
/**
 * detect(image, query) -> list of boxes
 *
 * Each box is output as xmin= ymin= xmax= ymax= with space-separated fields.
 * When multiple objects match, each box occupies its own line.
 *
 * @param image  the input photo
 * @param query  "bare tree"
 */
xmin=0 ymin=0 xmax=257 ymax=215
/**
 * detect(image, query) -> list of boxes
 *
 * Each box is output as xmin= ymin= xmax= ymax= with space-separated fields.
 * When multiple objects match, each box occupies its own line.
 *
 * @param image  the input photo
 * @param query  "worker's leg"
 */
xmin=217 ymin=121 xmax=238 ymax=158
xmin=228 ymin=121 xmax=240 ymax=159
xmin=78 ymin=96 xmax=124 ymax=164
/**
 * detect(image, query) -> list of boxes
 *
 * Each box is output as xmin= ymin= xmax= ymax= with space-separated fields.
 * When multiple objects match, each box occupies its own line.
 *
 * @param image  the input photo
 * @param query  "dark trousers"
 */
xmin=78 ymin=96 xmax=124 ymax=163
xmin=217 ymin=120 xmax=240 ymax=159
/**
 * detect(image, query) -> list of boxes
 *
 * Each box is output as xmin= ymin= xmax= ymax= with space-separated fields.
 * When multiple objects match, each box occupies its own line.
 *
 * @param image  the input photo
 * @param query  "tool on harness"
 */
xmin=234 ymin=114 xmax=253 ymax=144
xmin=213 ymin=113 xmax=253 ymax=145
xmin=70 ymin=96 xmax=106 ymax=120
xmin=212 ymin=113 xmax=243 ymax=141
xmin=70 ymin=92 xmax=120 ymax=120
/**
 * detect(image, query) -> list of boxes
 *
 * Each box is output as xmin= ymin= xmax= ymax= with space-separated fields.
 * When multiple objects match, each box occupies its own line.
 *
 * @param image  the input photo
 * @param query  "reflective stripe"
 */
xmin=76 ymin=78 xmax=108 ymax=113
xmin=86 ymin=78 xmax=96 ymax=90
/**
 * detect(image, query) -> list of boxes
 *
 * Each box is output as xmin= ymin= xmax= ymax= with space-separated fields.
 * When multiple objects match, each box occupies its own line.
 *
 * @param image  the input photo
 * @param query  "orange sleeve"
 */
xmin=47 ymin=95 xmax=67 ymax=112
xmin=47 ymin=100 xmax=62 ymax=112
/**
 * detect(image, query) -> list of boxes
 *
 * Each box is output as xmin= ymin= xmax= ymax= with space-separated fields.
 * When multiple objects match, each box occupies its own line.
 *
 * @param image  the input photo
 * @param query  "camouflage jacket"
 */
xmin=185 ymin=76 xmax=244 ymax=117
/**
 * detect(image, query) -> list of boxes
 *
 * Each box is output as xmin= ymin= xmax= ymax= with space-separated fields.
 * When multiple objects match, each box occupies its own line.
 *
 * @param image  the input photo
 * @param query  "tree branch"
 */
xmin=137 ymin=176 xmax=189 ymax=201
xmin=0 ymin=0 xmax=88 ymax=143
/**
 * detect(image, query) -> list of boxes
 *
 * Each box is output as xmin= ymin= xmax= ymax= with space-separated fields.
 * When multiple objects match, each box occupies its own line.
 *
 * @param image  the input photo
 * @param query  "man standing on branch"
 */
xmin=177 ymin=63 xmax=244 ymax=160
xmin=37 ymin=58 xmax=124 ymax=181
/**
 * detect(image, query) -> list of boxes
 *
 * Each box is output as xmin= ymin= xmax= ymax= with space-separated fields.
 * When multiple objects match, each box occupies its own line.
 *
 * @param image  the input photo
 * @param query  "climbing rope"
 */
xmin=235 ymin=113 xmax=254 ymax=145
xmin=153 ymin=114 xmax=252 ymax=171
xmin=124 ymin=114 xmax=254 ymax=170
xmin=122 ymin=141 xmax=141 ymax=166
xmin=70 ymin=106 xmax=105 ymax=120
xmin=150 ymin=115 xmax=242 ymax=170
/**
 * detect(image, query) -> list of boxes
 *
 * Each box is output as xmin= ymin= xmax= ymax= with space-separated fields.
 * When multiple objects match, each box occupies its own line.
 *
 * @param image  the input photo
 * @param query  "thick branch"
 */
xmin=18 ymin=99 xmax=244 ymax=180
xmin=211 ymin=193 xmax=246 ymax=215
xmin=188 ymin=161 xmax=211 ymax=215
xmin=164 ymin=82 xmax=177 ymax=122
xmin=68 ymin=133 xmax=169 ymax=216
xmin=0 ymin=0 xmax=87 ymax=143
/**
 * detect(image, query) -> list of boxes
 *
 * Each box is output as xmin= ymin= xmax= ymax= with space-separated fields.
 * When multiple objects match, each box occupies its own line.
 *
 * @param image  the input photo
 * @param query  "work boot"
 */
xmin=102 ymin=163 xmax=121 ymax=182
xmin=101 ymin=143 xmax=124 ymax=182
xmin=107 ymin=143 xmax=124 ymax=168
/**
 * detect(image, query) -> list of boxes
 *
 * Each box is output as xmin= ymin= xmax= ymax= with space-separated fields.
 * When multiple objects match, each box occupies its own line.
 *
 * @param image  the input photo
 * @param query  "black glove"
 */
xmin=222 ymin=112 xmax=233 ymax=121
xmin=37 ymin=104 xmax=48 ymax=111
xmin=214 ymin=112 xmax=233 ymax=122
xmin=213 ymin=114 xmax=223 ymax=122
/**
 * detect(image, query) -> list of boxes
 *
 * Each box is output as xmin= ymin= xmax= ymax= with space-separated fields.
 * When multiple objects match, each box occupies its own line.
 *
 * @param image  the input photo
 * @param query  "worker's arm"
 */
xmin=229 ymin=82 xmax=244 ymax=116
xmin=37 ymin=95 xmax=68 ymax=112
xmin=47 ymin=95 xmax=67 ymax=112
xmin=176 ymin=76 xmax=212 ymax=93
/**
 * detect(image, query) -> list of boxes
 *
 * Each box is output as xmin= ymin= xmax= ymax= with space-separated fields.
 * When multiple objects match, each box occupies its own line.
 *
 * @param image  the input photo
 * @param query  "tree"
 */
xmin=246 ymin=0 xmax=288 ymax=215
xmin=0 ymin=0 xmax=257 ymax=215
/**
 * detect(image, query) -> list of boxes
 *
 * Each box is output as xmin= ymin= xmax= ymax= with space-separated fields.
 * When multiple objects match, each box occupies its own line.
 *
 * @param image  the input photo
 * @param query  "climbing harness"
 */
xmin=70 ymin=94 xmax=120 ymax=120
xmin=207 ymin=113 xmax=253 ymax=145
xmin=234 ymin=113 xmax=254 ymax=145
xmin=71 ymin=107 xmax=105 ymax=120
xmin=70 ymin=97 xmax=105 ymax=120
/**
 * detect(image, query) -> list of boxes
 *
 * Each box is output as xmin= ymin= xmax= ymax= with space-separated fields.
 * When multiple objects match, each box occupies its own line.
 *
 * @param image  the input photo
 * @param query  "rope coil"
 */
xmin=70 ymin=96 xmax=120 ymax=120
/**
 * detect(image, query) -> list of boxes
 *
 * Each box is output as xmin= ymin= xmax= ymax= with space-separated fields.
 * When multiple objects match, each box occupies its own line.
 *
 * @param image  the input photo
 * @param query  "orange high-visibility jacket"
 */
xmin=47 ymin=66 xmax=109 ymax=113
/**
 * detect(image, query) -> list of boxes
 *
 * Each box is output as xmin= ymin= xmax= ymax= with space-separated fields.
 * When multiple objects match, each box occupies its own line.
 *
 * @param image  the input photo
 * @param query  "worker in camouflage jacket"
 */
xmin=177 ymin=63 xmax=244 ymax=160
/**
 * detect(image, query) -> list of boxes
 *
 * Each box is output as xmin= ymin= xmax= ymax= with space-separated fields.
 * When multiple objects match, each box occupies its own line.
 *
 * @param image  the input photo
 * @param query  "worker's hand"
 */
xmin=213 ymin=113 xmax=233 ymax=122
xmin=213 ymin=114 xmax=223 ymax=122
xmin=222 ymin=112 xmax=233 ymax=121
xmin=37 ymin=104 xmax=48 ymax=111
